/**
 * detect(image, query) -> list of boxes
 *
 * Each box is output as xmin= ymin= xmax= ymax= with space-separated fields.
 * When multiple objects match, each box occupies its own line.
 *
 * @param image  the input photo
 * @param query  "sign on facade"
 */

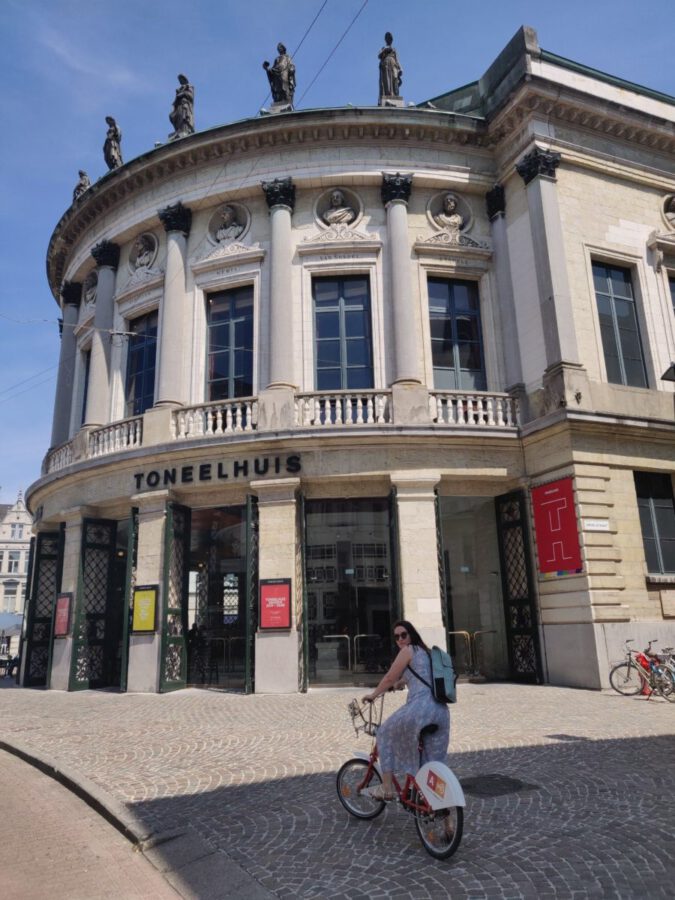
xmin=531 ymin=478 xmax=583 ymax=576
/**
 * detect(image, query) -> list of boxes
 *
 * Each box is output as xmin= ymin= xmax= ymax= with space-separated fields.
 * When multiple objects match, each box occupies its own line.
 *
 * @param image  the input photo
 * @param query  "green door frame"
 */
xmin=159 ymin=503 xmax=191 ymax=693
xmin=244 ymin=495 xmax=259 ymax=694
xmin=23 ymin=531 xmax=63 ymax=687
xmin=119 ymin=508 xmax=138 ymax=693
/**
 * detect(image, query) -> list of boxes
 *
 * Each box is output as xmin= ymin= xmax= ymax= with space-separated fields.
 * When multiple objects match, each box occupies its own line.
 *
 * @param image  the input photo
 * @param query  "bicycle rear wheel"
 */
xmin=336 ymin=759 xmax=386 ymax=819
xmin=413 ymin=789 xmax=463 ymax=860
xmin=653 ymin=666 xmax=675 ymax=702
xmin=609 ymin=662 xmax=643 ymax=696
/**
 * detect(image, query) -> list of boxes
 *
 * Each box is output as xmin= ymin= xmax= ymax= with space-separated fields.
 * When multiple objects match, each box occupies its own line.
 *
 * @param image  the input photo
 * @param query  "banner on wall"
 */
xmin=531 ymin=477 xmax=583 ymax=576
xmin=54 ymin=593 xmax=73 ymax=637
xmin=260 ymin=579 xmax=292 ymax=630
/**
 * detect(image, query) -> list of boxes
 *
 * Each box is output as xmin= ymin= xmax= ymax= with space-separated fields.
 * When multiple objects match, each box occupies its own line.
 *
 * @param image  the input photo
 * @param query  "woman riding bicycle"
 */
xmin=362 ymin=620 xmax=450 ymax=801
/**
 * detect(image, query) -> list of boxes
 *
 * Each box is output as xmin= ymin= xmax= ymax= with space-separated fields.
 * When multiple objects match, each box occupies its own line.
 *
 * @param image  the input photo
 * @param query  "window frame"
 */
xmin=312 ymin=274 xmax=375 ymax=392
xmin=634 ymin=471 xmax=675 ymax=575
xmin=426 ymin=275 xmax=487 ymax=391
xmin=591 ymin=260 xmax=648 ymax=388
xmin=205 ymin=284 xmax=255 ymax=402
xmin=124 ymin=309 xmax=159 ymax=418
xmin=7 ymin=551 xmax=20 ymax=574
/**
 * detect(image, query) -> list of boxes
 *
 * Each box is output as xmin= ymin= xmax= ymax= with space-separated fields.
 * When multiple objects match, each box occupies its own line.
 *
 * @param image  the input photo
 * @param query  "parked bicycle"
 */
xmin=336 ymin=696 xmax=466 ymax=860
xmin=609 ymin=640 xmax=675 ymax=702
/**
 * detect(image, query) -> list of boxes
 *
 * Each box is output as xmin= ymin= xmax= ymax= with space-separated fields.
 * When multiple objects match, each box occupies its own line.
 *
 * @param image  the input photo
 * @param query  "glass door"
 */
xmin=305 ymin=498 xmax=395 ymax=687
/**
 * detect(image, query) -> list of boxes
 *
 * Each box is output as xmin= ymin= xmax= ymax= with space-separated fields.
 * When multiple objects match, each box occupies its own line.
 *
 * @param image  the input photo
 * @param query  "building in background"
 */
xmin=23 ymin=26 xmax=675 ymax=694
xmin=0 ymin=493 xmax=31 ymax=615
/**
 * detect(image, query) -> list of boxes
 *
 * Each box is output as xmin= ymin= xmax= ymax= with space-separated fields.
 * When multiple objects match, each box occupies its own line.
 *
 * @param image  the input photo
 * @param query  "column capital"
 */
xmin=60 ymin=281 xmax=82 ymax=307
xmin=485 ymin=184 xmax=506 ymax=221
xmin=91 ymin=240 xmax=120 ymax=270
xmin=158 ymin=201 xmax=192 ymax=236
xmin=516 ymin=148 xmax=561 ymax=185
xmin=381 ymin=172 xmax=413 ymax=206
xmin=261 ymin=177 xmax=295 ymax=212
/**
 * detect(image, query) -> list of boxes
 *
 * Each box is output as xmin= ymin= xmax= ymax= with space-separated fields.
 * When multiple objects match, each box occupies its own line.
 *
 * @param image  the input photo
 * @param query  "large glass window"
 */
xmin=428 ymin=277 xmax=486 ymax=390
xmin=313 ymin=276 xmax=373 ymax=390
xmin=3 ymin=583 xmax=18 ymax=613
xmin=7 ymin=552 xmax=20 ymax=574
xmin=80 ymin=348 xmax=91 ymax=425
xmin=592 ymin=262 xmax=647 ymax=388
xmin=635 ymin=472 xmax=675 ymax=574
xmin=669 ymin=275 xmax=675 ymax=315
xmin=10 ymin=524 xmax=23 ymax=539
xmin=207 ymin=286 xmax=253 ymax=400
xmin=125 ymin=311 xmax=158 ymax=417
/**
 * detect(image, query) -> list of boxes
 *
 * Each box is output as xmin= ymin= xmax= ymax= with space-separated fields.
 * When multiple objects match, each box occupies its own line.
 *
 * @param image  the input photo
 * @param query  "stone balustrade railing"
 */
xmin=89 ymin=416 xmax=143 ymax=457
xmin=295 ymin=391 xmax=392 ymax=427
xmin=172 ymin=398 xmax=258 ymax=439
xmin=43 ymin=441 xmax=75 ymax=475
xmin=41 ymin=389 xmax=519 ymax=475
xmin=429 ymin=391 xmax=520 ymax=427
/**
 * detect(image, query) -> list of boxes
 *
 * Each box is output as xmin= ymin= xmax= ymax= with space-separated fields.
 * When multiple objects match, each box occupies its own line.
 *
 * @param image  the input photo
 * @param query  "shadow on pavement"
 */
xmin=129 ymin=732 xmax=675 ymax=899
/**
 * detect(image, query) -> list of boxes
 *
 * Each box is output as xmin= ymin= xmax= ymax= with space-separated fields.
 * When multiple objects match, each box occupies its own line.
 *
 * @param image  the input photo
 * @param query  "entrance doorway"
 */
xmin=305 ymin=498 xmax=396 ymax=687
xmin=437 ymin=496 xmax=510 ymax=679
xmin=186 ymin=506 xmax=248 ymax=690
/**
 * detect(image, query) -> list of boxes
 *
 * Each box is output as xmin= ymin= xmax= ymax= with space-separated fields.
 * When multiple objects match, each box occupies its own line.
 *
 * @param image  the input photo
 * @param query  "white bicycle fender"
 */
xmin=351 ymin=750 xmax=382 ymax=778
xmin=415 ymin=761 xmax=466 ymax=810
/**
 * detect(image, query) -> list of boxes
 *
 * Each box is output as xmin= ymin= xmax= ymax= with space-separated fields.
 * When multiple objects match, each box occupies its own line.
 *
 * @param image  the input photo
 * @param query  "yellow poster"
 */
xmin=132 ymin=587 xmax=157 ymax=632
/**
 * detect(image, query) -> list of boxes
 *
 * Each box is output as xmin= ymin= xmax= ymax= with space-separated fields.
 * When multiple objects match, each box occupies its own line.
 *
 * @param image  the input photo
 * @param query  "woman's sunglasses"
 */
xmin=394 ymin=631 xmax=408 ymax=640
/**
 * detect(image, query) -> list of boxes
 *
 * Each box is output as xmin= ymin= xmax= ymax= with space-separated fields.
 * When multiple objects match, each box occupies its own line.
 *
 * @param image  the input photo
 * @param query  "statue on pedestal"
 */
xmin=168 ymin=74 xmax=195 ymax=141
xmin=263 ymin=43 xmax=296 ymax=108
xmin=103 ymin=116 xmax=123 ymax=170
xmin=73 ymin=170 xmax=91 ymax=202
xmin=378 ymin=32 xmax=403 ymax=106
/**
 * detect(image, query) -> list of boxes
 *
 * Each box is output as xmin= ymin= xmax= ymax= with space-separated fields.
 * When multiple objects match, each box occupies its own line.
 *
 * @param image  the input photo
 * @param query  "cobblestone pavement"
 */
xmin=0 ymin=683 xmax=673 ymax=899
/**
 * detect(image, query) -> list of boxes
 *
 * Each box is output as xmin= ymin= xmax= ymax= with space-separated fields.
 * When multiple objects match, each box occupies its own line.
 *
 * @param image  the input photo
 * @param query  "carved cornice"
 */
xmin=516 ymin=148 xmax=561 ymax=184
xmin=191 ymin=242 xmax=265 ymax=281
xmin=261 ymin=177 xmax=295 ymax=211
xmin=115 ymin=267 xmax=165 ymax=304
xmin=91 ymin=240 xmax=120 ymax=270
xmin=414 ymin=238 xmax=492 ymax=268
xmin=158 ymin=201 xmax=192 ymax=235
xmin=381 ymin=172 xmax=413 ymax=206
xmin=485 ymin=184 xmax=505 ymax=221
xmin=60 ymin=281 xmax=82 ymax=307
xmin=298 ymin=227 xmax=381 ymax=257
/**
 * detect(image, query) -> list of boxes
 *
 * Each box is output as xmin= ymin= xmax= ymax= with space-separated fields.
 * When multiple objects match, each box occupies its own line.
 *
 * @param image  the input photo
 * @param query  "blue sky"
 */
xmin=1 ymin=0 xmax=673 ymax=505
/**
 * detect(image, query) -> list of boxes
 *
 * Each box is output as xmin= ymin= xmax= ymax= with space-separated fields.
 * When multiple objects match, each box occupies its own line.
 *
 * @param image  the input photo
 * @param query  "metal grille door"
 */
xmin=244 ymin=495 xmax=259 ymax=694
xmin=495 ymin=491 xmax=542 ymax=683
xmin=23 ymin=532 xmax=62 ymax=687
xmin=160 ymin=503 xmax=190 ymax=692
xmin=70 ymin=519 xmax=117 ymax=690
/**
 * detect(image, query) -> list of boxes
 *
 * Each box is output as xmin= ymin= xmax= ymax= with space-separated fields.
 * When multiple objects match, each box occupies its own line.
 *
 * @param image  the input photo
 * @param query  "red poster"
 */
xmin=260 ymin=579 xmax=291 ymax=630
xmin=531 ymin=477 xmax=583 ymax=575
xmin=54 ymin=593 xmax=72 ymax=637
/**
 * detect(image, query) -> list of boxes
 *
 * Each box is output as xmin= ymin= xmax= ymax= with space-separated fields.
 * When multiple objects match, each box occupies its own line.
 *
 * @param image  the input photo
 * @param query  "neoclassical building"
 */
xmin=23 ymin=26 xmax=675 ymax=693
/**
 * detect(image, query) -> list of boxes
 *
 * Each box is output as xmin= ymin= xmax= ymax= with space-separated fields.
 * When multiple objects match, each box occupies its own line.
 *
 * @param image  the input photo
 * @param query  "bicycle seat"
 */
xmin=419 ymin=723 xmax=438 ymax=738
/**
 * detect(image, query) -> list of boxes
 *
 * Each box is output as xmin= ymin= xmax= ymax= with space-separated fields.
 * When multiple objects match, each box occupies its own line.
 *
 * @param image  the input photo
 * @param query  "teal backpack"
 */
xmin=409 ymin=646 xmax=457 ymax=704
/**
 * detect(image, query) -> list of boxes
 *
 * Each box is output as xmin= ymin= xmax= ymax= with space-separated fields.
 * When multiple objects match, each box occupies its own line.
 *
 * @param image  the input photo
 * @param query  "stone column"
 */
xmin=50 ymin=281 xmax=81 ymax=447
xmin=485 ymin=185 xmax=524 ymax=392
xmin=155 ymin=201 xmax=191 ymax=408
xmin=382 ymin=173 xmax=421 ymax=385
xmin=262 ymin=177 xmax=296 ymax=390
xmin=83 ymin=241 xmax=119 ymax=427
xmin=252 ymin=477 xmax=300 ymax=692
xmin=515 ymin=148 xmax=588 ymax=409
xmin=127 ymin=490 xmax=169 ymax=693
xmin=48 ymin=508 xmax=89 ymax=690
xmin=391 ymin=472 xmax=446 ymax=649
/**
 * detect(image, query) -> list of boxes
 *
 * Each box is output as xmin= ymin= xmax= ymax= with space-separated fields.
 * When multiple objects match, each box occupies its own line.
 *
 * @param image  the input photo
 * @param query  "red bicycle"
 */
xmin=336 ymin=697 xmax=466 ymax=860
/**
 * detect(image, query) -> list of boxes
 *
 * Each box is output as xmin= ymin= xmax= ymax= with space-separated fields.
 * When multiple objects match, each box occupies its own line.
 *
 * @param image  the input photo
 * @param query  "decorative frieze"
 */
xmin=381 ymin=172 xmax=413 ymax=205
xmin=261 ymin=176 xmax=296 ymax=211
xmin=158 ymin=201 xmax=192 ymax=236
xmin=91 ymin=240 xmax=120 ymax=270
xmin=516 ymin=148 xmax=561 ymax=185
xmin=485 ymin=184 xmax=506 ymax=221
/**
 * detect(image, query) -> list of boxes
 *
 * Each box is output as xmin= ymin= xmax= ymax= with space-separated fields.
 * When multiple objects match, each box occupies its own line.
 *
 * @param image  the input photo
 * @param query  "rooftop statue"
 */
xmin=168 ymin=73 xmax=195 ymax=141
xmin=322 ymin=189 xmax=356 ymax=226
xmin=103 ymin=116 xmax=123 ymax=170
xmin=378 ymin=32 xmax=403 ymax=105
xmin=73 ymin=170 xmax=91 ymax=202
xmin=263 ymin=42 xmax=296 ymax=108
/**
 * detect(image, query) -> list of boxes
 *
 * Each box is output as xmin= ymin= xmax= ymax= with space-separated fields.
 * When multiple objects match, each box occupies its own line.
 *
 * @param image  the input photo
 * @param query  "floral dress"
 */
xmin=377 ymin=645 xmax=450 ymax=776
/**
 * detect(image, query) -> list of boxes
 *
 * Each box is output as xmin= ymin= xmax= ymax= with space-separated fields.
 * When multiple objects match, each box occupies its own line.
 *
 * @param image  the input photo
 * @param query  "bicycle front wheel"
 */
xmin=609 ymin=662 xmax=643 ymax=696
xmin=413 ymin=790 xmax=463 ymax=860
xmin=336 ymin=759 xmax=386 ymax=820
xmin=653 ymin=666 xmax=675 ymax=702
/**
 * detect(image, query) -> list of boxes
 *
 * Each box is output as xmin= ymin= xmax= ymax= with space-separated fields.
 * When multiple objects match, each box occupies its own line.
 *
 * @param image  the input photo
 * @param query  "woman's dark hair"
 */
xmin=393 ymin=620 xmax=428 ymax=650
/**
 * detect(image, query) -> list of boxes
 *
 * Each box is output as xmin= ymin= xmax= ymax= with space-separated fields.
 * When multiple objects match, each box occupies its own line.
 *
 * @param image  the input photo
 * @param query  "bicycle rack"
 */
xmin=447 ymin=628 xmax=497 ymax=679
xmin=323 ymin=634 xmax=351 ymax=672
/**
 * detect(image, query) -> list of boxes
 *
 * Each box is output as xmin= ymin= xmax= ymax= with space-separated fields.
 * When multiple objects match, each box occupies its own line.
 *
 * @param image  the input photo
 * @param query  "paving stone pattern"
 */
xmin=1 ymin=683 xmax=673 ymax=899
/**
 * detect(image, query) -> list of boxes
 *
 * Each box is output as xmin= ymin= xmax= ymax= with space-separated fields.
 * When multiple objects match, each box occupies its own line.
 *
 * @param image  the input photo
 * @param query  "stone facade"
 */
xmin=0 ymin=493 xmax=32 ymax=614
xmin=25 ymin=26 xmax=675 ymax=694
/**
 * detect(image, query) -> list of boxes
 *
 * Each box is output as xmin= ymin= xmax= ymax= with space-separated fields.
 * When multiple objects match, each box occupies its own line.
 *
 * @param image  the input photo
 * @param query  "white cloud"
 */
xmin=36 ymin=24 xmax=141 ymax=91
